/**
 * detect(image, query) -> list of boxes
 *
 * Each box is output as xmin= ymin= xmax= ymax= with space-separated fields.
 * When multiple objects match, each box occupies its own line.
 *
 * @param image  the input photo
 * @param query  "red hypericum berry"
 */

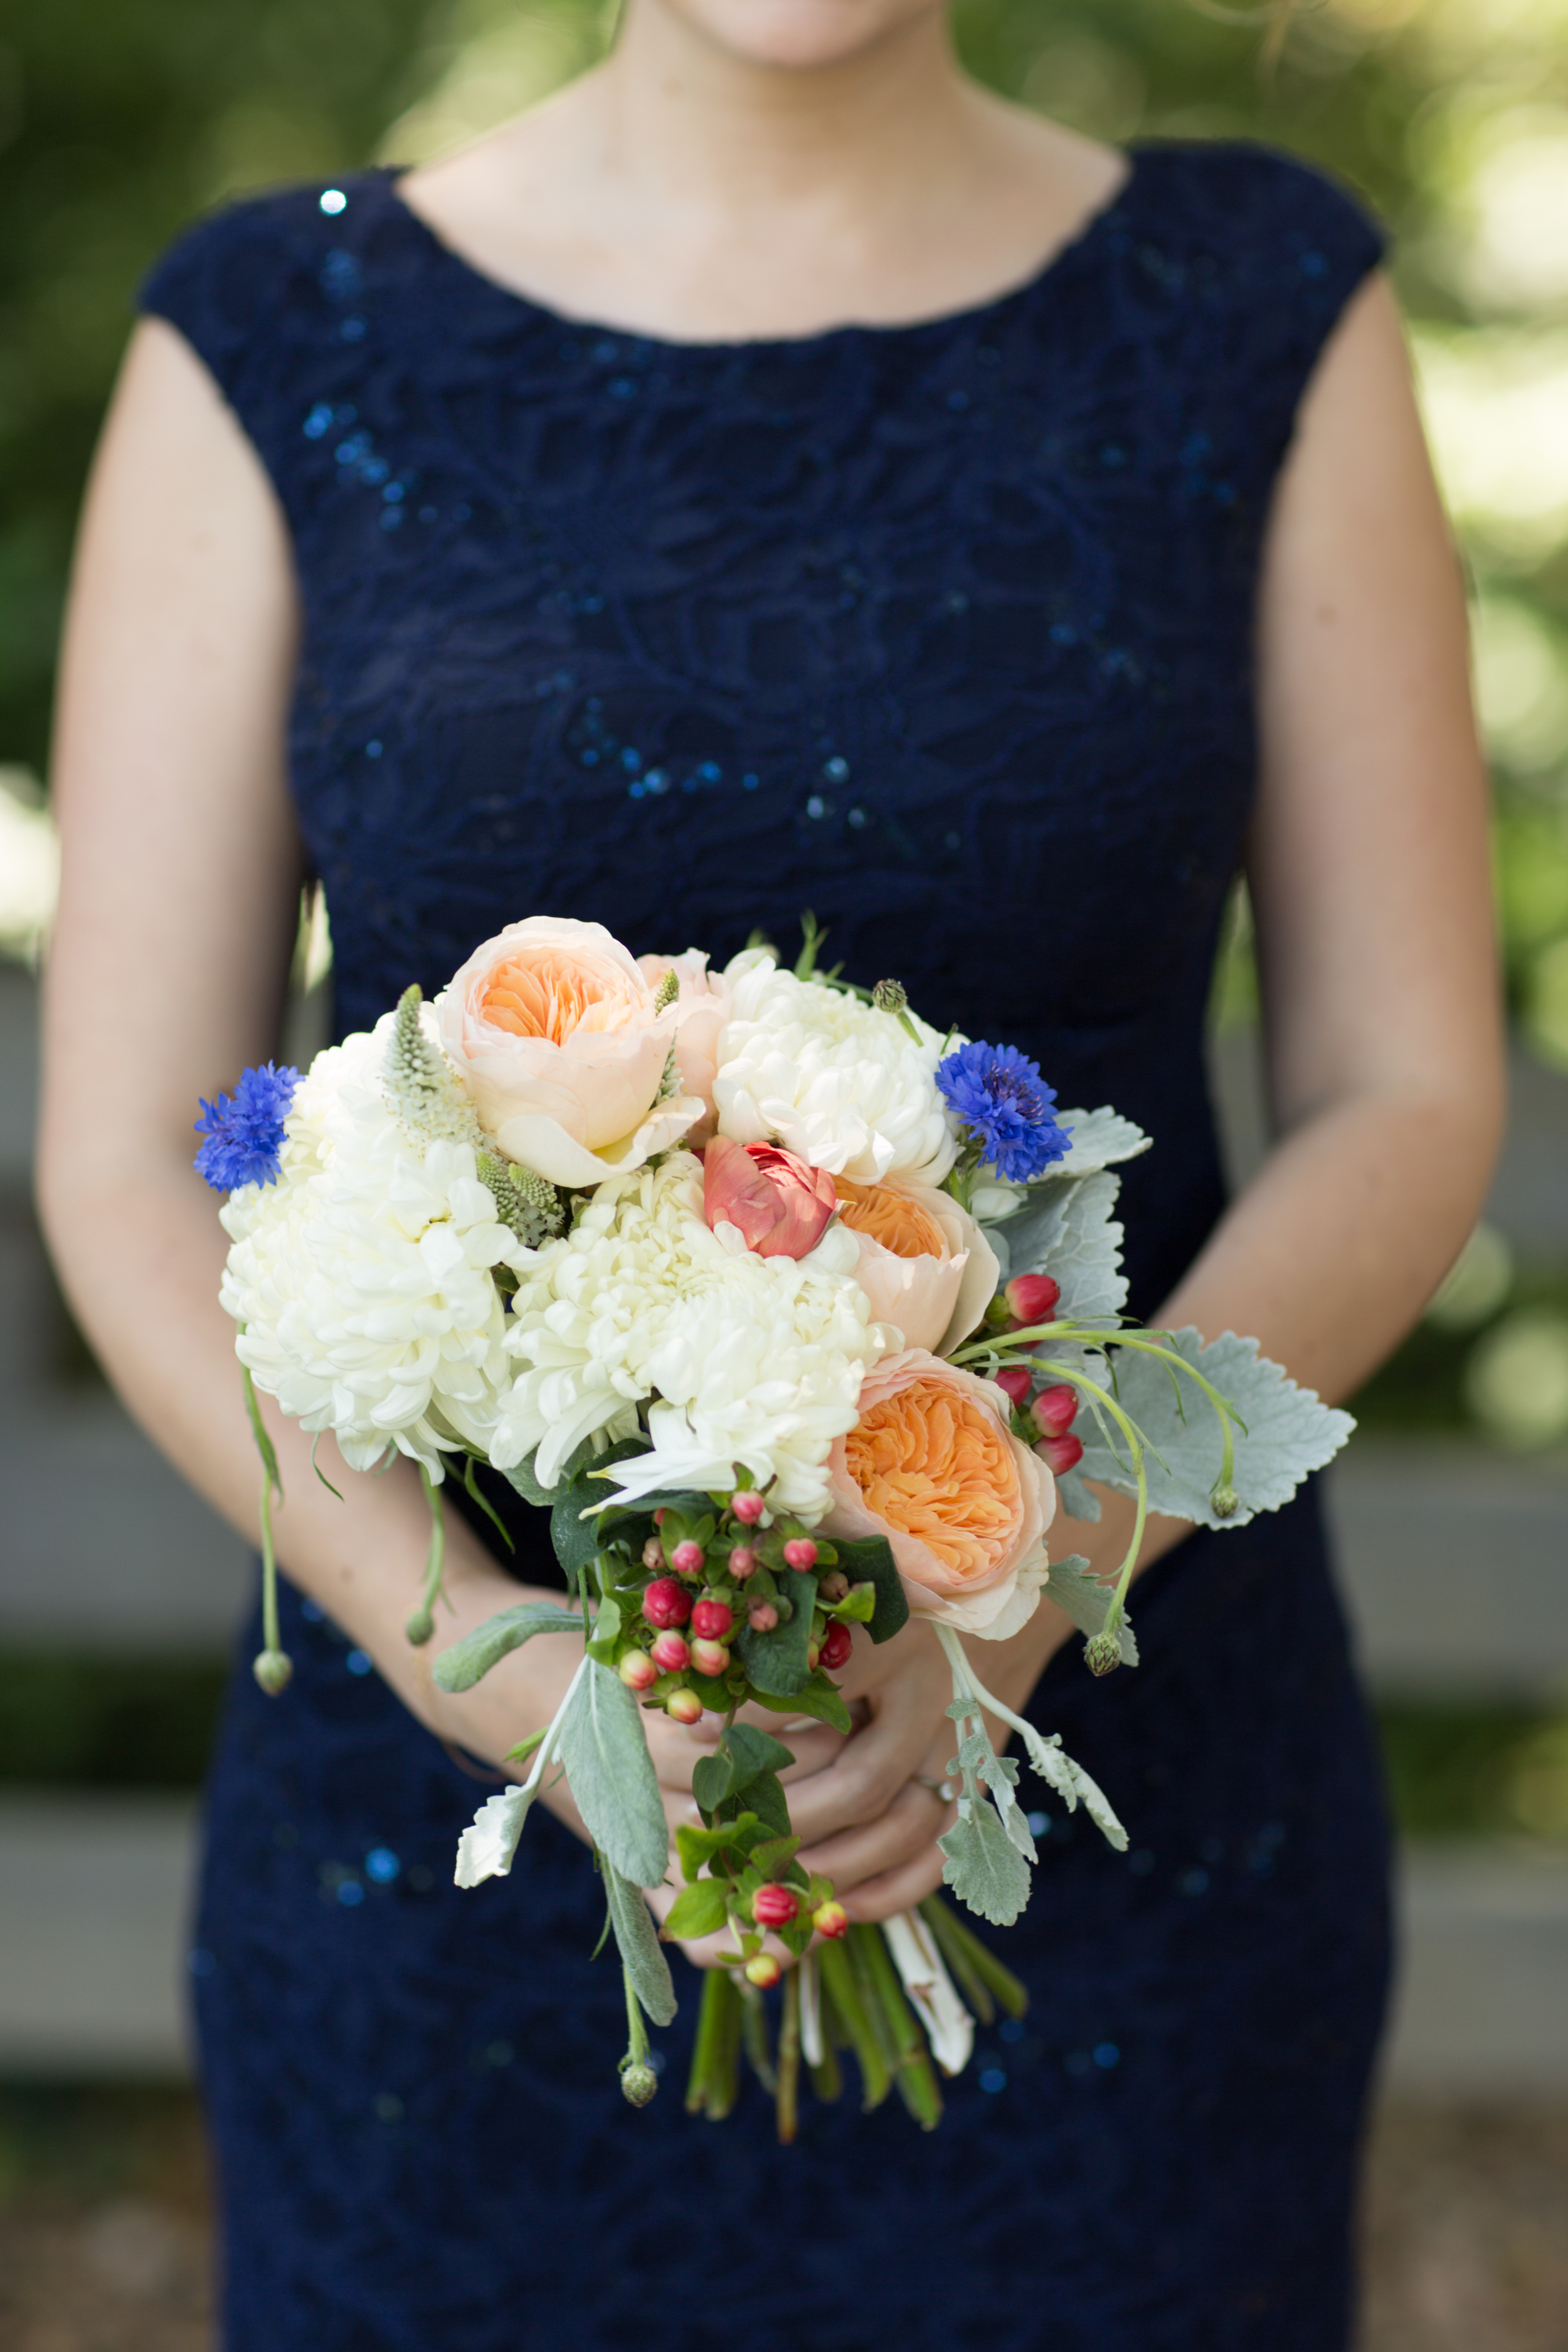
xmin=752 ymin=1883 xmax=800 ymax=1929
xmin=691 ymin=1599 xmax=734 ymax=1640
xmin=731 ymin=1490 xmax=765 ymax=1525
xmin=1004 ymin=1273 xmax=1061 ymax=1328
xmin=666 ymin=1687 xmax=703 ymax=1725
xmin=728 ymin=1545 xmax=758 ymax=1579
xmin=669 ymin=1539 xmax=704 ymax=1576
xmin=812 ymin=1900 xmax=849 ymax=1940
xmin=618 ymin=1651 xmax=658 ymax=1692
xmin=1030 ymin=1383 xmax=1079 ymax=1441
xmin=650 ymin=1630 xmax=691 ymax=1675
xmin=641 ymin=1537 xmax=665 ymax=1571
xmin=818 ymin=1621 xmax=854 ymax=1672
xmin=745 ymin=1954 xmax=782 ymax=1988
xmin=993 ymin=1365 xmax=1033 ymax=1409
xmin=642 ymin=1579 xmax=692 ymax=1631
xmin=1036 ymin=1432 xmax=1084 ymax=1476
xmin=781 ymin=1537 xmax=818 ymax=1572
xmin=747 ymin=1602 xmax=779 ymax=1633
xmin=691 ymin=1638 xmax=731 ymax=1677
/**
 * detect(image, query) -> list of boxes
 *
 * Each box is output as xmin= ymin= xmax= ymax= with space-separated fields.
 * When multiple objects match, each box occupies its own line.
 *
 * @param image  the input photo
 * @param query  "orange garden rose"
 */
xmin=834 ymin=1177 xmax=1000 ymax=1357
xmin=824 ymin=1349 xmax=1053 ymax=1635
xmin=437 ymin=917 xmax=704 ymax=1188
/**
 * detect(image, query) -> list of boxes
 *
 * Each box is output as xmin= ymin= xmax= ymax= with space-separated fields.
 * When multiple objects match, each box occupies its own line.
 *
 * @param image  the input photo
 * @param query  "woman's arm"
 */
xmin=770 ymin=272 xmax=1506 ymax=1919
xmin=35 ymin=322 xmax=822 ymax=1823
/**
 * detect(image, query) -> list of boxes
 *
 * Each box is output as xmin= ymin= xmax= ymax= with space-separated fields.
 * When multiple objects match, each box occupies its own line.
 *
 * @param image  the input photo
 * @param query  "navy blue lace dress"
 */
xmin=142 ymin=144 xmax=1391 ymax=2352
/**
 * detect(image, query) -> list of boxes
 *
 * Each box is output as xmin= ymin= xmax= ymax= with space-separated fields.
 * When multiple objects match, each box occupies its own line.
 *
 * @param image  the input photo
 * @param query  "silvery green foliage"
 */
xmin=384 ymin=983 xmax=486 ymax=1149
xmin=1075 ymin=1326 xmax=1355 ymax=1528
xmin=987 ymin=1170 xmax=1128 ymax=1328
xmin=555 ymin=1660 xmax=671 ymax=1888
xmin=477 ymin=1153 xmax=564 ymax=1247
xmin=1053 ymin=1466 xmax=1102 ymax=1523
xmin=432 ymin=1601 xmax=584 ymax=1692
xmin=1049 ymin=1106 xmax=1152 ymax=1178
xmin=940 ymin=1793 xmax=1032 ymax=1927
xmin=453 ymin=1779 xmax=542 ymax=1887
xmin=604 ymin=1862 xmax=678 ymax=2027
xmin=1042 ymin=1553 xmax=1139 ymax=1666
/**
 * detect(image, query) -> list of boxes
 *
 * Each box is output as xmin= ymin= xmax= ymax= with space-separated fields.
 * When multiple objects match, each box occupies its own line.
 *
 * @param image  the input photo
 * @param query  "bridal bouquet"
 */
xmin=197 ymin=915 xmax=1350 ymax=2133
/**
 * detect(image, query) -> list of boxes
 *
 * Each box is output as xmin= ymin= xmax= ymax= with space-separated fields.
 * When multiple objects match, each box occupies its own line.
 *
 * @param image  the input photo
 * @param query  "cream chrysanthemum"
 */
xmin=491 ymin=1152 xmax=884 ymax=1512
xmin=220 ymin=1019 xmax=526 ymax=1476
xmin=711 ymin=955 xmax=960 ymax=1187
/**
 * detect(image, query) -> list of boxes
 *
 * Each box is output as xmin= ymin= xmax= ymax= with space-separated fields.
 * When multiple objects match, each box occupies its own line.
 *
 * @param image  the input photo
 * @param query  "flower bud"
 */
xmin=745 ymin=1954 xmax=782 ymax=1989
xmin=642 ymin=1578 xmax=692 ymax=1630
xmin=1084 ymin=1631 xmax=1121 ymax=1678
xmin=619 ymin=1651 xmax=658 ymax=1692
xmin=993 ymin=1365 xmax=1033 ymax=1409
xmin=620 ymin=2060 xmax=659 ymax=2107
xmin=654 ymin=1508 xmax=667 ymax=1527
xmin=404 ymin=1607 xmax=435 ymax=1647
xmin=1030 ymin=1383 xmax=1079 ymax=1441
xmin=650 ymin=1631 xmax=691 ymax=1674
xmin=252 ymin=1648 xmax=294 ymax=1696
xmin=665 ymin=1686 xmax=704 ymax=1725
xmin=782 ymin=1537 xmax=818 ymax=1571
xmin=727 ymin=1545 xmax=758 ymax=1579
xmin=806 ymin=1640 xmax=820 ymax=1671
xmin=752 ymin=1883 xmax=800 ymax=1929
xmin=812 ymin=1900 xmax=849 ymax=1940
xmin=1005 ymin=1273 xmax=1061 ymax=1327
xmin=641 ymin=1537 xmax=666 ymax=1571
xmin=669 ymin=1539 xmax=705 ymax=1576
xmin=872 ymin=978 xmax=908 ymax=1014
xmin=691 ymin=1638 xmax=731 ymax=1677
xmin=818 ymin=1621 xmax=853 ymax=1673
xmin=1210 ymin=1481 xmax=1239 ymax=1521
xmin=1035 ymin=1432 xmax=1084 ymax=1476
xmin=731 ymin=1490 xmax=766 ymax=1525
xmin=747 ymin=1601 xmax=779 ymax=1633
xmin=817 ymin=1569 xmax=849 ymax=1602
xmin=692 ymin=1598 xmax=734 ymax=1640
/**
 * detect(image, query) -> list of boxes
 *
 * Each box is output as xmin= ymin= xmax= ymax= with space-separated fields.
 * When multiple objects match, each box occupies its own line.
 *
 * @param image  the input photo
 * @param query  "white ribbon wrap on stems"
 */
xmin=882 ymin=1910 xmax=975 ymax=2077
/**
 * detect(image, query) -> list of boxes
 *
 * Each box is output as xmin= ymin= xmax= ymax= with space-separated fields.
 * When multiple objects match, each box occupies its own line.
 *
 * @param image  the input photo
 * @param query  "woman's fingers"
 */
xmin=796 ymin=1774 xmax=955 ymax=1894
xmin=835 ymin=1840 xmax=951 ymax=1924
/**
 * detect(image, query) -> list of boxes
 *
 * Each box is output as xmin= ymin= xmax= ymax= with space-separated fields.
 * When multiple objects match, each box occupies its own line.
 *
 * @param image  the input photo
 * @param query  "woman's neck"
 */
xmin=400 ymin=0 xmax=1125 ymax=342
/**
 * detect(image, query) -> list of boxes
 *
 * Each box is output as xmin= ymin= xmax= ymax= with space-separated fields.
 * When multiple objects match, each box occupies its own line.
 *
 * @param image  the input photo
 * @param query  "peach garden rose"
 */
xmin=834 ymin=1177 xmax=1000 ymax=1357
xmin=437 ymin=916 xmax=704 ymax=1189
xmin=823 ymin=1348 xmax=1054 ymax=1636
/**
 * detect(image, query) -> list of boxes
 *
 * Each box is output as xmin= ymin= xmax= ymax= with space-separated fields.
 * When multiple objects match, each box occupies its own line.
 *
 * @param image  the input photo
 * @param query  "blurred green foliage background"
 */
xmin=4 ymin=0 xmax=1568 ymax=1060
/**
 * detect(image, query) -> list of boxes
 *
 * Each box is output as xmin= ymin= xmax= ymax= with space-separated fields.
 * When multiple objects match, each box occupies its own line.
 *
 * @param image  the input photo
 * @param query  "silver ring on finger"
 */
xmin=913 ymin=1774 xmax=956 ymax=1805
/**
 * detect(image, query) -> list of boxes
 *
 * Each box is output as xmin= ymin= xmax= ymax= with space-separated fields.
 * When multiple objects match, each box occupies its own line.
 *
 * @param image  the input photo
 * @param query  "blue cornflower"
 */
xmin=194 ymin=1062 xmax=300 ymax=1190
xmin=936 ymin=1041 xmax=1071 ymax=1182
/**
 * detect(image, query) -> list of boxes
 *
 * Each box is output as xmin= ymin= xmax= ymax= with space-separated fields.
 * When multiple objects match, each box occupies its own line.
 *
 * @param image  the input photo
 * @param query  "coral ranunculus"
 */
xmin=437 ymin=917 xmax=704 ymax=1189
xmin=703 ymin=1136 xmax=837 ymax=1259
xmin=824 ymin=1350 xmax=1053 ymax=1636
xmin=834 ymin=1177 xmax=1000 ymax=1357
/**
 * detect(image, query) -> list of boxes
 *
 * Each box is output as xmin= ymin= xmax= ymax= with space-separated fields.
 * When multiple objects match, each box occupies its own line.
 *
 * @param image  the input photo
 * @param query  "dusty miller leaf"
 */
xmin=1043 ymin=1554 xmax=1139 ymax=1666
xmin=432 ymin=1602 xmax=584 ymax=1693
xmin=938 ymin=1798 xmax=1032 ymax=1927
xmin=1079 ymin=1326 xmax=1355 ymax=1528
xmin=1049 ymin=1106 xmax=1152 ymax=1177
xmin=603 ymin=1862 xmax=677 ymax=2027
xmin=988 ymin=1170 xmax=1128 ymax=1328
xmin=555 ymin=1661 xmax=670 ymax=1888
xmin=1053 ymin=1466 xmax=1103 ymax=1524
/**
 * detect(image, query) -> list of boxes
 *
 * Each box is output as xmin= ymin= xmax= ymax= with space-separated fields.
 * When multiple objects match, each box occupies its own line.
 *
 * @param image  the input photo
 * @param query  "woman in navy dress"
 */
xmin=39 ymin=0 xmax=1500 ymax=2340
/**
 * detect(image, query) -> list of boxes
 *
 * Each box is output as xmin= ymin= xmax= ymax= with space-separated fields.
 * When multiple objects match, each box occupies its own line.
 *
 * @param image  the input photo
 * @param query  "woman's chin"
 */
xmin=657 ymin=0 xmax=942 ymax=73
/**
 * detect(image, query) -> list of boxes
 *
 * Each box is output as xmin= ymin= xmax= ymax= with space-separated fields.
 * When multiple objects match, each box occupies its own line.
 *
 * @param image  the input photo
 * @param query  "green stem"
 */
xmin=918 ymin=1896 xmax=1029 ymax=2023
xmin=623 ymin=1963 xmax=649 ymax=2069
xmin=241 ymin=1362 xmax=291 ymax=1696
xmin=776 ymin=1966 xmax=802 ymax=2145
xmin=405 ymin=1463 xmax=448 ymax=1646
xmin=817 ymin=1939 xmax=891 ymax=2110
xmin=741 ymin=1981 xmax=776 ymax=2093
xmin=686 ymin=1968 xmax=743 ymax=2119
xmin=854 ymin=1926 xmax=943 ymax=2131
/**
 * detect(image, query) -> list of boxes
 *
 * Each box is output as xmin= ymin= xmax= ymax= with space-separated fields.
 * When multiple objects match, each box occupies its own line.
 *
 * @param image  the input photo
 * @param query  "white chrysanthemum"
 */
xmin=491 ymin=1153 xmax=883 ymax=1511
xmin=220 ymin=1018 xmax=525 ymax=1477
xmin=711 ymin=956 xmax=960 ymax=1186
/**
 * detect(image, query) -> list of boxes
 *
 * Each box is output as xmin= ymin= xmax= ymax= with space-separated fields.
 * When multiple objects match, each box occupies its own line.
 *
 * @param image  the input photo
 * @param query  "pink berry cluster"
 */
xmin=609 ymin=1489 xmax=869 ymax=1723
xmin=980 ymin=1272 xmax=1084 ymax=1473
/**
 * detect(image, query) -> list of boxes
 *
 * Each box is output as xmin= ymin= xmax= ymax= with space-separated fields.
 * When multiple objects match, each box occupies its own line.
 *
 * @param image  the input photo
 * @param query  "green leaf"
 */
xmin=691 ymin=1752 xmax=734 ymax=1816
xmin=749 ymin=1677 xmax=853 ymax=1737
xmin=501 ymin=1449 xmax=558 ymax=1507
xmin=832 ymin=1583 xmax=877 ymax=1625
xmin=721 ymin=1723 xmax=796 ymax=1790
xmin=462 ymin=1455 xmax=515 ymax=1551
xmin=431 ymin=1602 xmax=584 ymax=1693
xmin=585 ymin=1595 xmax=623 ymax=1663
xmin=1077 ymin=1327 xmax=1355 ymax=1529
xmin=1042 ymin=1554 xmax=1139 ymax=1667
xmin=675 ymin=1816 xmax=763 ymax=1878
xmin=603 ymin=1863 xmax=678 ymax=2028
xmin=734 ymin=1567 xmax=817 ymax=1694
xmin=747 ymin=1834 xmax=802 ymax=1880
xmin=830 ymin=1539 xmax=909 ymax=1645
xmin=548 ymin=1437 xmax=649 ymax=1576
xmin=1054 ymin=1466 xmax=1103 ymax=1524
xmin=663 ymin=1878 xmax=729 ymax=1940
xmin=554 ymin=1661 xmax=670 ymax=1888
xmin=739 ymin=1769 xmax=793 ymax=1838
xmin=939 ymin=1799 xmax=1033 ymax=1927
xmin=988 ymin=1169 xmax=1128 ymax=1328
